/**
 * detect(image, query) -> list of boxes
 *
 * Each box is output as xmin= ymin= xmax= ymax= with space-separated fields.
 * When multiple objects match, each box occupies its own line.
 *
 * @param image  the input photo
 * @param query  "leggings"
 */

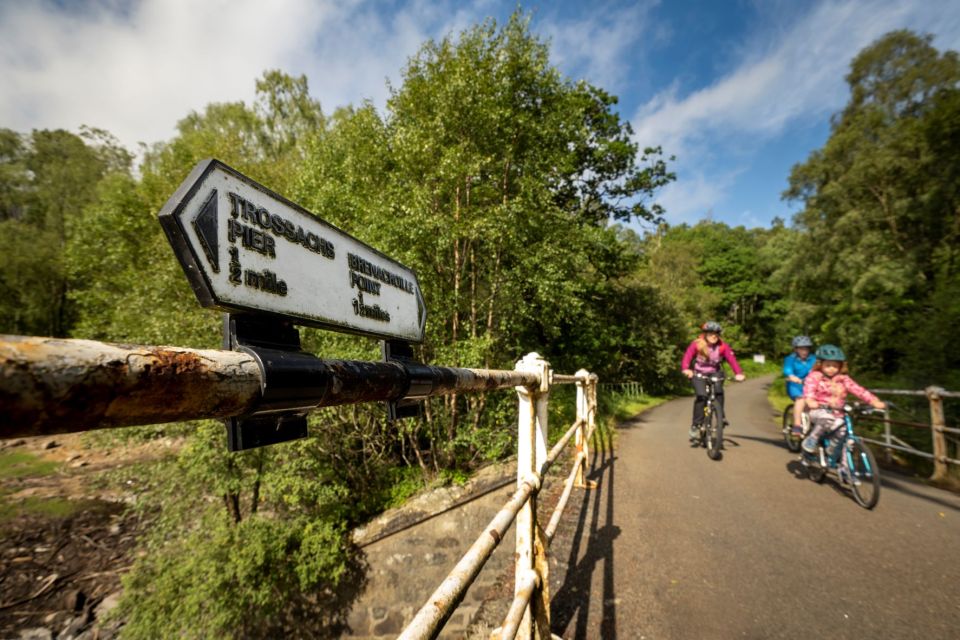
xmin=807 ymin=408 xmax=845 ymax=445
xmin=691 ymin=375 xmax=725 ymax=425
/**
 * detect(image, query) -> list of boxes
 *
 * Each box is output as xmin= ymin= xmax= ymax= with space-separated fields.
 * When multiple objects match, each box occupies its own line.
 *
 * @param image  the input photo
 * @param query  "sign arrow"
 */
xmin=159 ymin=159 xmax=427 ymax=343
xmin=193 ymin=188 xmax=220 ymax=272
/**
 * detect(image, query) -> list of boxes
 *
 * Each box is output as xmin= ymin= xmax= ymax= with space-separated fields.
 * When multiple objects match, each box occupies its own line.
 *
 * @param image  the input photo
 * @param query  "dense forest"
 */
xmin=1 ymin=14 xmax=957 ymax=636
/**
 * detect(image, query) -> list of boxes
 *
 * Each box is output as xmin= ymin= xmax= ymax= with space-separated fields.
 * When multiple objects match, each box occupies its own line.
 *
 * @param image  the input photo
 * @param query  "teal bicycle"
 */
xmin=801 ymin=403 xmax=881 ymax=509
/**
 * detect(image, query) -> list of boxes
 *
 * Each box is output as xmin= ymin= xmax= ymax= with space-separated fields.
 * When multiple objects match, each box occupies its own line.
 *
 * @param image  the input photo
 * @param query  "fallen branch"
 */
xmin=0 ymin=569 xmax=80 ymax=610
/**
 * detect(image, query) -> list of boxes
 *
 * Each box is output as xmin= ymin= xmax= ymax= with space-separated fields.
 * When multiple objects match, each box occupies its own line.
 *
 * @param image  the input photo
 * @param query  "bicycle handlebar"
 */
xmin=693 ymin=372 xmax=726 ymax=382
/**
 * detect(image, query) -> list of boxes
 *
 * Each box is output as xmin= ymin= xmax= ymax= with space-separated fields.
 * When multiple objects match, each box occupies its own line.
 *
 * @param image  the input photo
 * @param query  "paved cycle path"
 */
xmin=548 ymin=375 xmax=960 ymax=639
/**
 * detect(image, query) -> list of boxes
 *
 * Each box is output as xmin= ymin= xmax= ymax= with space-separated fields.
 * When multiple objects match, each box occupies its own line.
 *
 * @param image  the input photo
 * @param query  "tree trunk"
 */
xmin=224 ymin=493 xmax=242 ymax=524
xmin=250 ymin=450 xmax=264 ymax=515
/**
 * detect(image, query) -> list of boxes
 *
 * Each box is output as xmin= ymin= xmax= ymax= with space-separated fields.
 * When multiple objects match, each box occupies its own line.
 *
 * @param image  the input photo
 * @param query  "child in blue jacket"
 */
xmin=783 ymin=335 xmax=816 ymax=435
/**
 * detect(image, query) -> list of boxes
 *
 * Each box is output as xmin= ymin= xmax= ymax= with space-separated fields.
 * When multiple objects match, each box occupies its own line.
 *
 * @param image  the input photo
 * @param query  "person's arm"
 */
xmin=722 ymin=344 xmax=745 ymax=379
xmin=803 ymin=372 xmax=820 ymax=409
xmin=783 ymin=354 xmax=802 ymax=384
xmin=681 ymin=342 xmax=697 ymax=377
xmin=782 ymin=353 xmax=795 ymax=376
xmin=844 ymin=376 xmax=885 ymax=409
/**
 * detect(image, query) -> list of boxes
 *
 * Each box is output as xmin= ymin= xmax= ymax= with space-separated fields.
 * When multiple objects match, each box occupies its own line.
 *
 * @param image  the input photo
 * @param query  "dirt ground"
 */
xmin=0 ymin=434 xmax=176 ymax=638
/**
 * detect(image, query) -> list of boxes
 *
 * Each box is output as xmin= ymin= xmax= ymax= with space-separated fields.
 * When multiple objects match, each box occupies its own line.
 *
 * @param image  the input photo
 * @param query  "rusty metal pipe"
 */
xmin=0 ymin=335 xmax=263 ymax=437
xmin=545 ymin=451 xmax=585 ymax=544
xmin=543 ymin=419 xmax=582 ymax=475
xmin=498 ymin=569 xmax=540 ymax=640
xmin=858 ymin=415 xmax=934 ymax=430
xmin=859 ymin=438 xmax=936 ymax=460
xmin=397 ymin=480 xmax=538 ymax=640
xmin=0 ymin=335 xmax=543 ymax=439
xmin=551 ymin=373 xmax=585 ymax=384
xmin=872 ymin=388 xmax=960 ymax=398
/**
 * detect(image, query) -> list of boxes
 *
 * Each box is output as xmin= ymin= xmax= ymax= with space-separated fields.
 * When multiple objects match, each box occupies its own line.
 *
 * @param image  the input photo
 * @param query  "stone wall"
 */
xmin=344 ymin=462 xmax=518 ymax=639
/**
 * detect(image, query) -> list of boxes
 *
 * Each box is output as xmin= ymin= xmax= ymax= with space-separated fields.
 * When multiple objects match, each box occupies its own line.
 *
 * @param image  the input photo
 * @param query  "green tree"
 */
xmin=0 ymin=127 xmax=130 ymax=336
xmin=296 ymin=12 xmax=674 ymax=467
xmin=636 ymin=221 xmax=782 ymax=355
xmin=66 ymin=73 xmax=370 ymax=637
xmin=784 ymin=30 xmax=960 ymax=382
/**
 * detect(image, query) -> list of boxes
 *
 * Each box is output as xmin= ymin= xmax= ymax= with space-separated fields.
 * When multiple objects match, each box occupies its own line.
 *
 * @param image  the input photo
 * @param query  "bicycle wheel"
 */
xmin=707 ymin=404 xmax=724 ymax=461
xmin=848 ymin=440 xmax=881 ymax=509
xmin=698 ymin=404 xmax=711 ymax=449
xmin=783 ymin=403 xmax=802 ymax=452
xmin=807 ymin=459 xmax=826 ymax=483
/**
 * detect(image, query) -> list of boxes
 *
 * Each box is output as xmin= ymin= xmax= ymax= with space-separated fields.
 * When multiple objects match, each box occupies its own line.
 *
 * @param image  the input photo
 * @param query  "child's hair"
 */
xmin=812 ymin=360 xmax=849 ymax=375
xmin=695 ymin=333 xmax=722 ymax=357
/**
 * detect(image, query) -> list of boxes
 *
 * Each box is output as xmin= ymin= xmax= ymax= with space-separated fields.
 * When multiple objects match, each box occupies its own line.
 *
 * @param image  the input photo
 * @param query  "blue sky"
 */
xmin=2 ymin=0 xmax=959 ymax=229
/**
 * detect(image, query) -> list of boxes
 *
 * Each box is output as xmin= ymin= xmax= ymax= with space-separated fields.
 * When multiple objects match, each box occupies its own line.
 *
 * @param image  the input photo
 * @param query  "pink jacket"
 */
xmin=802 ymin=370 xmax=878 ymax=410
xmin=681 ymin=340 xmax=743 ymax=376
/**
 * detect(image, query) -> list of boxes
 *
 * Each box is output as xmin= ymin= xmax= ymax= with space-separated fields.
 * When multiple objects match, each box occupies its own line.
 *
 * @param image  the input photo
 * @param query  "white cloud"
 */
xmin=0 ymin=0 xmax=341 ymax=149
xmin=0 ymin=0 xmax=496 ymax=153
xmin=539 ymin=1 xmax=659 ymax=92
xmin=632 ymin=0 xmax=960 ymax=223
xmin=654 ymin=167 xmax=743 ymax=225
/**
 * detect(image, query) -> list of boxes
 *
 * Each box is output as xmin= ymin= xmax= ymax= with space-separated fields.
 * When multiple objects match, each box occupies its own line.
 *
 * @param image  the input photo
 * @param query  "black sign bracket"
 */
xmin=223 ymin=313 xmax=327 ymax=451
xmin=381 ymin=339 xmax=429 ymax=421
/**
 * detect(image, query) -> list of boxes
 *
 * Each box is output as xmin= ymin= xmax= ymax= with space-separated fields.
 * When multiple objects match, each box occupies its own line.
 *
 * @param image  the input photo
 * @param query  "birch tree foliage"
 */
xmin=295 ymin=12 xmax=675 ymax=464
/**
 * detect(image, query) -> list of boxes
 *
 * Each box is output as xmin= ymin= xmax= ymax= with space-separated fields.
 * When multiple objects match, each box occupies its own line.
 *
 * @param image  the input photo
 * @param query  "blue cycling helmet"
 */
xmin=815 ymin=344 xmax=846 ymax=361
xmin=701 ymin=321 xmax=722 ymax=334
xmin=791 ymin=335 xmax=813 ymax=348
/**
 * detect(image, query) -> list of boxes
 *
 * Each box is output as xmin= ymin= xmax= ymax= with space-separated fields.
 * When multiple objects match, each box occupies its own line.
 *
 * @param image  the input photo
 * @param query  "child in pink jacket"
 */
xmin=801 ymin=344 xmax=886 ymax=455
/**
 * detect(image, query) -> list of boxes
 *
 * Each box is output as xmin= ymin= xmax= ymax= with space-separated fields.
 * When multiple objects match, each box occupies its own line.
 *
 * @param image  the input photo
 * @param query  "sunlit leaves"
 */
xmin=784 ymin=30 xmax=960 ymax=380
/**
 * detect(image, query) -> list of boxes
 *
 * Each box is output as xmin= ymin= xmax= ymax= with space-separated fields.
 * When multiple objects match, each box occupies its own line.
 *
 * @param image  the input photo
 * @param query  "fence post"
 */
xmin=514 ymin=353 xmax=551 ymax=639
xmin=574 ymin=369 xmax=593 ymax=489
xmin=882 ymin=408 xmax=893 ymax=464
xmin=589 ymin=375 xmax=598 ymax=439
xmin=927 ymin=386 xmax=949 ymax=482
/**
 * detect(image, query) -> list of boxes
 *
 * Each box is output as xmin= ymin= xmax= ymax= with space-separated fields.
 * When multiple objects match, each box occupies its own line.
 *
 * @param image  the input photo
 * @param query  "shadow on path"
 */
xmin=783 ymin=458 xmax=960 ymax=511
xmin=877 ymin=474 xmax=960 ymax=513
xmin=730 ymin=432 xmax=792 ymax=451
xmin=550 ymin=421 xmax=619 ymax=639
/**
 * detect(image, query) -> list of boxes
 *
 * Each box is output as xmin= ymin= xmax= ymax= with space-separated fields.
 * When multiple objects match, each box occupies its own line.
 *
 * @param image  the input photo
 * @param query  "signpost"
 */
xmin=159 ymin=159 xmax=428 ymax=450
xmin=159 ymin=159 xmax=426 ymax=343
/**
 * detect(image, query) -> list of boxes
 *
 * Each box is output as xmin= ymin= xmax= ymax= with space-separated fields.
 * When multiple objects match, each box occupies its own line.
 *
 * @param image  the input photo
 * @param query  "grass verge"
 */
xmin=0 ymin=450 xmax=59 ymax=480
xmin=0 ymin=494 xmax=80 ymax=522
xmin=0 ymin=450 xmax=76 ymax=524
xmin=604 ymin=393 xmax=669 ymax=425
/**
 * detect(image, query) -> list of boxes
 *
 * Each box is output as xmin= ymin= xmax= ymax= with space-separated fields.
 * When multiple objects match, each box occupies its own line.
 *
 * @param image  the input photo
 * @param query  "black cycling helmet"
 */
xmin=791 ymin=335 xmax=813 ymax=348
xmin=815 ymin=344 xmax=846 ymax=361
xmin=701 ymin=321 xmax=722 ymax=334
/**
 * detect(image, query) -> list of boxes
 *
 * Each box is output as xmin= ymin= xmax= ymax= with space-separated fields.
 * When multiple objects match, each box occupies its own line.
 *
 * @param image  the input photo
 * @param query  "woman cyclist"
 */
xmin=783 ymin=335 xmax=816 ymax=436
xmin=681 ymin=321 xmax=746 ymax=440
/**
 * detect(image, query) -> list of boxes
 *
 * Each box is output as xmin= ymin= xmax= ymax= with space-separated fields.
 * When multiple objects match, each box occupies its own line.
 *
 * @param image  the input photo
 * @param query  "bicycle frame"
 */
xmin=805 ymin=410 xmax=848 ymax=466
xmin=694 ymin=372 xmax=725 ymax=460
xmin=811 ymin=410 xmax=868 ymax=469
xmin=695 ymin=372 xmax=724 ymax=419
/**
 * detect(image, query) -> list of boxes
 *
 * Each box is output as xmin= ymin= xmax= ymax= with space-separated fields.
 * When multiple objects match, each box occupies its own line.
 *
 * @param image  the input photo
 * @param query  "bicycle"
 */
xmin=800 ymin=403 xmax=881 ymax=509
xmin=781 ymin=401 xmax=810 ymax=453
xmin=692 ymin=372 xmax=726 ymax=461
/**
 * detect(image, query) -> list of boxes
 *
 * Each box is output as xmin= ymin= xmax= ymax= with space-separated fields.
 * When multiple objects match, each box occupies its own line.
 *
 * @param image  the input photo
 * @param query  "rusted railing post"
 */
xmin=927 ymin=386 xmax=949 ymax=482
xmin=590 ymin=375 xmax=598 ymax=438
xmin=514 ymin=353 xmax=551 ymax=640
xmin=882 ymin=408 xmax=893 ymax=464
xmin=574 ymin=369 xmax=589 ymax=488
xmin=574 ymin=370 xmax=599 ymax=490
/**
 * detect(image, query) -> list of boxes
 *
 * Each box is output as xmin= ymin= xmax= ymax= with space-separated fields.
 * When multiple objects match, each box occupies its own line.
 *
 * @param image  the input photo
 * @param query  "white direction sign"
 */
xmin=159 ymin=159 xmax=426 ymax=342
